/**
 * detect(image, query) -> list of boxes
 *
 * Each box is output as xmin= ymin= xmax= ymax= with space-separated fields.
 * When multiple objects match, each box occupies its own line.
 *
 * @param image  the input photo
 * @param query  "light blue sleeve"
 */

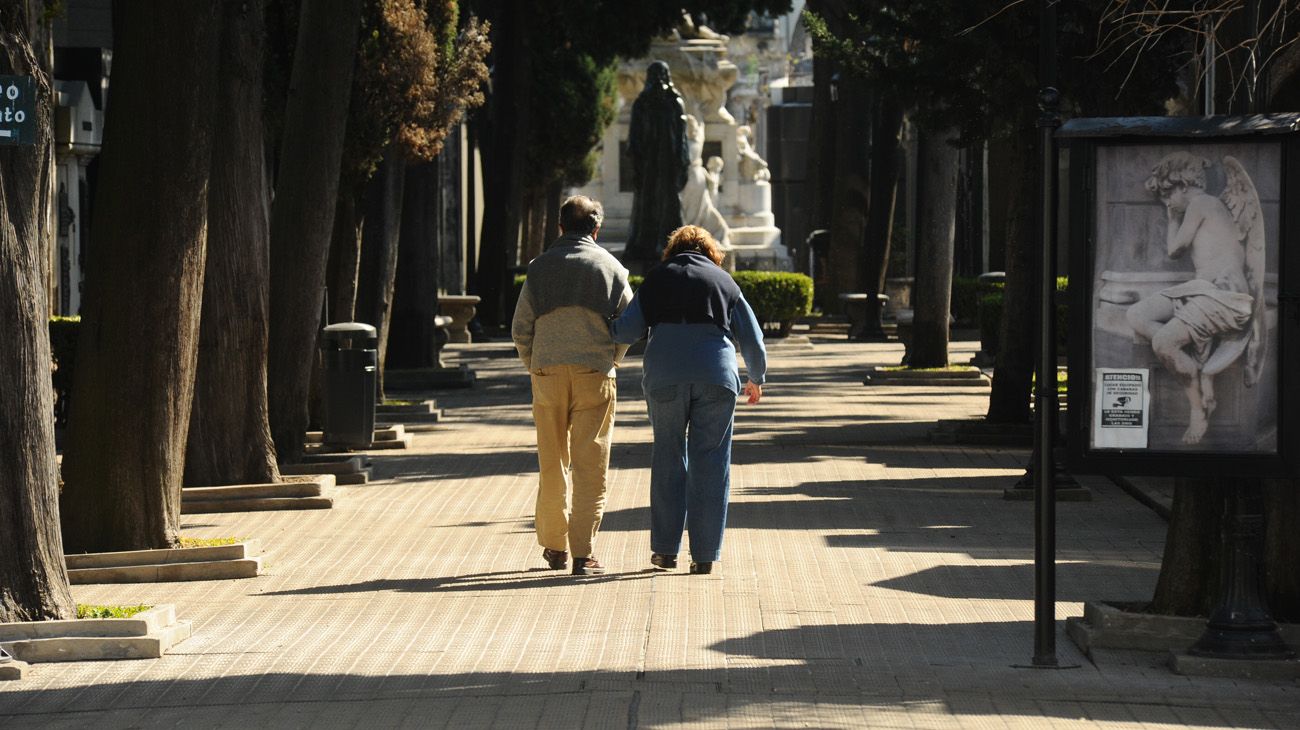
xmin=731 ymin=296 xmax=767 ymax=385
xmin=611 ymin=293 xmax=648 ymax=345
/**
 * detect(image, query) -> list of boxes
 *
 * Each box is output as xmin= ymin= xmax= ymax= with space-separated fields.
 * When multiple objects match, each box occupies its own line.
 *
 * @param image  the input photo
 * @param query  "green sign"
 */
xmin=0 ymin=75 xmax=37 ymax=146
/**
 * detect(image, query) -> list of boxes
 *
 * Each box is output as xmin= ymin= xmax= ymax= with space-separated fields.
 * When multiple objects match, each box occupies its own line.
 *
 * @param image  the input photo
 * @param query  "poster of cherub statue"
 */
xmin=1090 ymin=143 xmax=1278 ymax=454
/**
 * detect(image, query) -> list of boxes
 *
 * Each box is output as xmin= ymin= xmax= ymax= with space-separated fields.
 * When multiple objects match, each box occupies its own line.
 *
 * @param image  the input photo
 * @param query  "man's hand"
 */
xmin=743 ymin=381 xmax=762 ymax=405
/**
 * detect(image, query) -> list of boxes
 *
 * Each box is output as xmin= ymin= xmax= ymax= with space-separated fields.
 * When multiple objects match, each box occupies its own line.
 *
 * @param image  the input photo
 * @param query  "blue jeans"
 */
xmin=645 ymin=383 xmax=736 ymax=562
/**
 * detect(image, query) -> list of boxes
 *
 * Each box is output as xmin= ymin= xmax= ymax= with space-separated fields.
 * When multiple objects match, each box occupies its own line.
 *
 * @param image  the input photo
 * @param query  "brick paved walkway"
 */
xmin=3 ymin=336 xmax=1298 ymax=728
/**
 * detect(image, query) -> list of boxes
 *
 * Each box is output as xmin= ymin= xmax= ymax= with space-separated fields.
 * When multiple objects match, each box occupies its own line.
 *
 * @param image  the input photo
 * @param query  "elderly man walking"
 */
xmin=512 ymin=196 xmax=632 ymax=575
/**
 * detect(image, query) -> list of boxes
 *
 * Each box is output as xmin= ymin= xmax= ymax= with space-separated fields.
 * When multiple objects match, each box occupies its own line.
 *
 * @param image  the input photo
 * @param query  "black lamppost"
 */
xmin=1032 ymin=0 xmax=1062 ymax=668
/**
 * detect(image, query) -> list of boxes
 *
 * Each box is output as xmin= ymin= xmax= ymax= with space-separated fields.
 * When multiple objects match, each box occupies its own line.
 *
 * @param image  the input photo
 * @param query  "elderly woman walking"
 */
xmin=612 ymin=225 xmax=767 ymax=574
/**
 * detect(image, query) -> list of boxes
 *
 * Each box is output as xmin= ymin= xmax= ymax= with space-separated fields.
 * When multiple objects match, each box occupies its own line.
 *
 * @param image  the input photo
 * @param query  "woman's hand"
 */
xmin=743 ymin=381 xmax=762 ymax=405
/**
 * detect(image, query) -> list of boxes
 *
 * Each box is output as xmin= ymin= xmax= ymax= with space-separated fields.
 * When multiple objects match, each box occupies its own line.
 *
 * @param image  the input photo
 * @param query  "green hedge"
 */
xmin=978 ymin=278 xmax=1068 ymax=356
xmin=510 ymin=271 xmax=814 ymax=334
xmin=731 ymin=271 xmax=813 ymax=329
xmin=50 ymin=316 xmax=80 ymax=427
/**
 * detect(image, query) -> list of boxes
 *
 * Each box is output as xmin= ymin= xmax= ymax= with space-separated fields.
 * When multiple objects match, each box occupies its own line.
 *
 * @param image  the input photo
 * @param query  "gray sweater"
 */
xmin=512 ymin=234 xmax=632 ymax=376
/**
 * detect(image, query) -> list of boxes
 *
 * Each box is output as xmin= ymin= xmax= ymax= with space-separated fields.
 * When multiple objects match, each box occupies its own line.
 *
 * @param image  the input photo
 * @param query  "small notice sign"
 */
xmin=1093 ymin=368 xmax=1149 ymax=449
xmin=0 ymin=75 xmax=36 ymax=146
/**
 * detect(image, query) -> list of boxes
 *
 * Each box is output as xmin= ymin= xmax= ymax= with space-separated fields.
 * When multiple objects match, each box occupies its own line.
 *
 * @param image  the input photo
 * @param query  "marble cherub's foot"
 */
xmin=1183 ymin=409 xmax=1209 ymax=444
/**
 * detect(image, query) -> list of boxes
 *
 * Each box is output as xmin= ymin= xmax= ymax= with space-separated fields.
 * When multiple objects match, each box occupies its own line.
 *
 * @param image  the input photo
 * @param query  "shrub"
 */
xmin=950 ymin=276 xmax=981 ymax=327
xmin=976 ymin=278 xmax=1069 ymax=357
xmin=49 ymin=316 xmax=80 ymax=427
xmin=731 ymin=271 xmax=814 ymax=331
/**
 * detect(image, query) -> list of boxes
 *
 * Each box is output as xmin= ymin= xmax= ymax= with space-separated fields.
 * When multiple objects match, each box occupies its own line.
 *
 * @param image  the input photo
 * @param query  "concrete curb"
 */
xmin=376 ymin=399 xmax=439 ymax=415
xmin=1067 ymin=601 xmax=1300 ymax=656
xmin=181 ymin=475 xmax=334 ymax=513
xmin=66 ymin=542 xmax=263 ymax=583
xmin=281 ymin=456 xmax=370 ymax=484
xmin=0 ymin=605 xmax=191 ymax=663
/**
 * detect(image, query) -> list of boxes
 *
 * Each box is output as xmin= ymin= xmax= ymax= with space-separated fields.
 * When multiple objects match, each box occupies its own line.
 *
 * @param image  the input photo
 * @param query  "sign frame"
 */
xmin=1061 ymin=115 xmax=1300 ymax=478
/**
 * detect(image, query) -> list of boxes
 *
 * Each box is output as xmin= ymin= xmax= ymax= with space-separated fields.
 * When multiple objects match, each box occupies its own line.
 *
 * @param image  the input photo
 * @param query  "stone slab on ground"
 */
xmin=1068 ymin=600 xmax=1300 ymax=656
xmin=384 ymin=365 xmax=476 ymax=390
xmin=377 ymin=410 xmax=444 ymax=425
xmin=281 ymin=456 xmax=366 ymax=476
xmin=764 ymin=335 xmax=814 ymax=351
xmin=376 ymin=400 xmax=439 ymax=415
xmin=66 ymin=543 xmax=262 ymax=583
xmin=864 ymin=366 xmax=990 ymax=387
xmin=0 ymin=605 xmax=191 ymax=663
xmin=182 ymin=475 xmax=334 ymax=513
xmin=1170 ymin=653 xmax=1300 ymax=680
xmin=0 ymin=659 xmax=24 ymax=681
xmin=305 ymin=433 xmax=414 ymax=453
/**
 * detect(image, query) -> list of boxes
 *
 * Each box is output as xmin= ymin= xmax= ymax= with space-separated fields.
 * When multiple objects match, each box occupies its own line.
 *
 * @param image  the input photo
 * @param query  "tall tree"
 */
xmin=267 ymin=0 xmax=364 ymax=464
xmin=60 ymin=1 xmax=221 ymax=552
xmin=0 ymin=0 xmax=75 ymax=622
xmin=185 ymin=0 xmax=281 ymax=488
xmin=909 ymin=126 xmax=959 ymax=367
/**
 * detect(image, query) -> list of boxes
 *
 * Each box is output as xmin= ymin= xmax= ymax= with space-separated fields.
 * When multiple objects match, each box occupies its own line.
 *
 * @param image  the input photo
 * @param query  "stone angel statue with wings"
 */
xmin=1125 ymin=151 xmax=1267 ymax=445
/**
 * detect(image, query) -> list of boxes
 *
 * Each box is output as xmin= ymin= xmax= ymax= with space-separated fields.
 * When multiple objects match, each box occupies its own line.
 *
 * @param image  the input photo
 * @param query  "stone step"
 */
xmin=66 ymin=543 xmax=258 ymax=570
xmin=68 ymin=557 xmax=262 ymax=584
xmin=0 ymin=605 xmax=176 ymax=639
xmin=866 ymin=366 xmax=986 ymax=380
xmin=377 ymin=409 xmax=444 ymax=425
xmin=0 ymin=606 xmax=191 ymax=663
xmin=0 ymin=657 xmax=25 ymax=681
xmin=182 ymin=475 xmax=332 ymax=501
xmin=305 ymin=425 xmax=406 ymax=445
xmin=182 ymin=496 xmax=334 ymax=514
xmin=868 ymin=377 xmax=990 ymax=387
xmin=305 ymin=433 xmax=413 ymax=453
xmin=336 ymin=471 xmax=371 ymax=485
xmin=281 ymin=456 xmax=366 ymax=476
xmin=376 ymin=400 xmax=438 ymax=415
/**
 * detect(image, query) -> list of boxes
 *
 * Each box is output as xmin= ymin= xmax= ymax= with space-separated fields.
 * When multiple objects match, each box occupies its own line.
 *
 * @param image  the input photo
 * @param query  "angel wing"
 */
xmin=1209 ymin=156 xmax=1268 ymax=386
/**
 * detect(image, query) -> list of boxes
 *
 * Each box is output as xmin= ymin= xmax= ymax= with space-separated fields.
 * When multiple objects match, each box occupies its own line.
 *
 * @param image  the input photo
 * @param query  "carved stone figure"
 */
xmin=1124 ymin=152 xmax=1266 ymax=444
xmin=679 ymin=115 xmax=730 ymax=249
xmin=623 ymin=61 xmax=691 ymax=268
xmin=735 ymin=125 xmax=771 ymax=182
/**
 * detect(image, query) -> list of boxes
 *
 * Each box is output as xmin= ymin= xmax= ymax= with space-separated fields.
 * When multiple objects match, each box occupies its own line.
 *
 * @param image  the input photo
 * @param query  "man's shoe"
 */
xmin=650 ymin=553 xmax=678 ymax=571
xmin=572 ymin=556 xmax=606 ymax=575
xmin=542 ymin=548 xmax=568 ymax=570
xmin=689 ymin=561 xmax=714 ymax=575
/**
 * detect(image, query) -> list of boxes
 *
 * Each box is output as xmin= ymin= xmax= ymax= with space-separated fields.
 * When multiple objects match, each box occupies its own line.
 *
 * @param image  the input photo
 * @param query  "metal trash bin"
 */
xmin=320 ymin=322 xmax=377 ymax=448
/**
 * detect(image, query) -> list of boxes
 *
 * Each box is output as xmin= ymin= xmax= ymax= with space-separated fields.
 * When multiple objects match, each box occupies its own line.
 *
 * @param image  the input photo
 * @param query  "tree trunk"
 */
xmin=825 ymin=73 xmax=872 ymax=305
xmin=0 ymin=1 xmax=75 ymax=622
xmin=985 ymin=128 xmax=1036 ymax=423
xmin=909 ymin=127 xmax=959 ymax=368
xmin=356 ymin=147 xmax=406 ymax=400
xmin=325 ymin=185 xmax=363 ymax=324
xmin=184 ymin=0 xmax=280 ymax=488
xmin=267 ymin=0 xmax=362 ymax=463
xmin=1150 ymin=478 xmax=1230 ymax=617
xmin=1263 ymin=481 xmax=1300 ymax=621
xmin=544 ymin=180 xmax=562 ymax=245
xmin=388 ymin=162 xmax=440 ymax=370
xmin=857 ymin=99 xmax=904 ymax=338
xmin=474 ymin=0 xmax=530 ymax=327
xmin=60 ymin=1 xmax=221 ymax=553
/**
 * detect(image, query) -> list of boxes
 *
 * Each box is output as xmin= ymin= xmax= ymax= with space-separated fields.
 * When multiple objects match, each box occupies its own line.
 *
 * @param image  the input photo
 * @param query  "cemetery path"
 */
xmin=2 ymin=335 xmax=1297 ymax=728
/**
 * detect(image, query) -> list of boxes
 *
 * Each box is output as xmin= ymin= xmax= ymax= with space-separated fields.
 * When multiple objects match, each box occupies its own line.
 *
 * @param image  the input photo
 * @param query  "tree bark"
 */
xmin=824 ymin=73 xmax=872 ymax=305
xmin=909 ymin=127 xmax=959 ymax=368
xmin=857 ymin=99 xmax=904 ymax=339
xmin=356 ymin=147 xmax=406 ymax=400
xmin=325 ymin=185 xmax=363 ymax=324
xmin=184 ymin=0 xmax=280 ymax=488
xmin=60 ymin=1 xmax=221 ymax=553
xmin=474 ymin=0 xmax=530 ymax=326
xmin=267 ymin=0 xmax=363 ymax=463
xmin=388 ymin=161 xmax=440 ymax=370
xmin=985 ymin=128 xmax=1036 ymax=423
xmin=1150 ymin=478 xmax=1229 ymax=617
xmin=0 ymin=1 xmax=75 ymax=622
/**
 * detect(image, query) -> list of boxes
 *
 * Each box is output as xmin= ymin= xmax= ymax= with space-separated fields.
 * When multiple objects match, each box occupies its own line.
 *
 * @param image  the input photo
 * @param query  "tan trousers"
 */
xmin=530 ymin=365 xmax=617 ymax=558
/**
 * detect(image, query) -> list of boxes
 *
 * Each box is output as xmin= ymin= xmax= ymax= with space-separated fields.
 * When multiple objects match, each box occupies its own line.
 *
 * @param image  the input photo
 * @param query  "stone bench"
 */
xmin=837 ymin=292 xmax=890 ymax=341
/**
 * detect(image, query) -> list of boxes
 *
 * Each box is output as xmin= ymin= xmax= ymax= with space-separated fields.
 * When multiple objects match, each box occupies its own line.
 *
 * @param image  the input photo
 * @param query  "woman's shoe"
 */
xmin=542 ymin=548 xmax=568 ymax=570
xmin=689 ymin=561 xmax=714 ymax=575
xmin=650 ymin=553 xmax=678 ymax=571
xmin=572 ymin=556 xmax=606 ymax=575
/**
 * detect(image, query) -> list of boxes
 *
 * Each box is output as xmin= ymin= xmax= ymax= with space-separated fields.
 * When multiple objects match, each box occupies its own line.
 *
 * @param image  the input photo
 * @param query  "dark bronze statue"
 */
xmin=623 ymin=61 xmax=691 ymax=270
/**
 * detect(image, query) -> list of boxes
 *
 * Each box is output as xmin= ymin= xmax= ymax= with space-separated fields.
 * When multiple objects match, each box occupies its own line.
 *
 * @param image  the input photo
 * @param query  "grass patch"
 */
xmin=76 ymin=604 xmax=151 ymax=619
xmin=179 ymin=536 xmax=244 ymax=549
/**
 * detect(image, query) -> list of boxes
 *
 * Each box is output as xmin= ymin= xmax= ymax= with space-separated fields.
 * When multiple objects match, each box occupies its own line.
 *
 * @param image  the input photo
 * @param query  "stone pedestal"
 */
xmin=438 ymin=294 xmax=479 ymax=344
